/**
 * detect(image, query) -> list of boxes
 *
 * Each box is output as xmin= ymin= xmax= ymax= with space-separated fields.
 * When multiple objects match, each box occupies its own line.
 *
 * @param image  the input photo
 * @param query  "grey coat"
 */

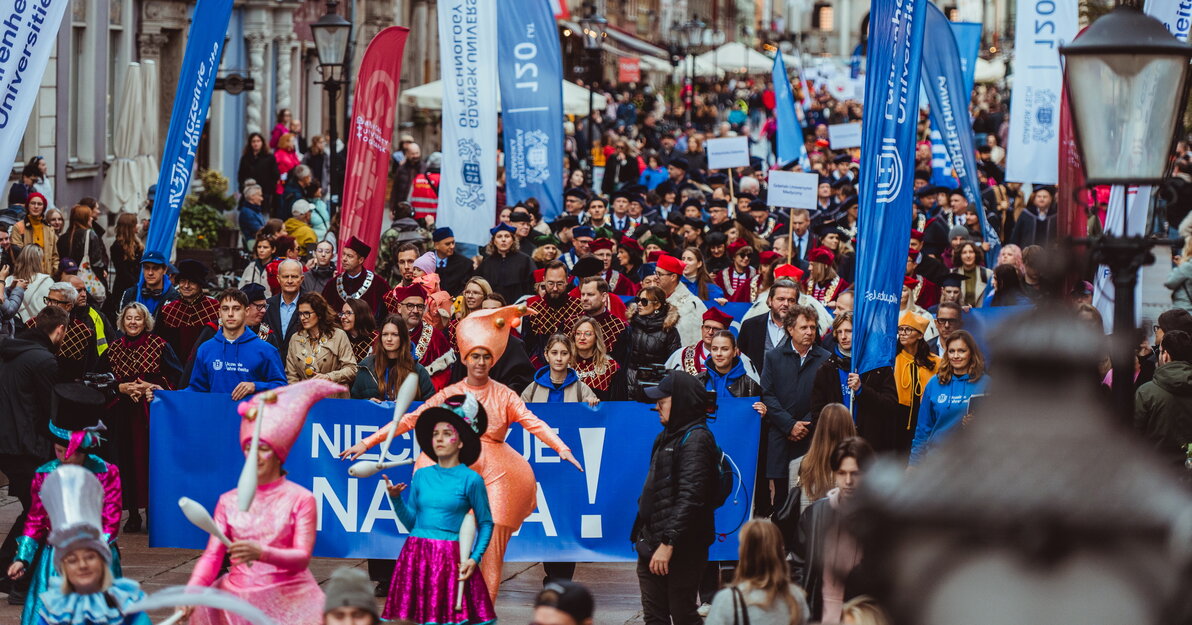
xmin=760 ymin=340 xmax=831 ymax=479
xmin=1165 ymin=261 xmax=1192 ymax=311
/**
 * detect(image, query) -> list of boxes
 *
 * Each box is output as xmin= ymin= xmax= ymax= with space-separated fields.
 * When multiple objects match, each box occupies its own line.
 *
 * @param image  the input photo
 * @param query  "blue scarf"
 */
xmin=703 ymin=357 xmax=748 ymax=398
xmin=533 ymin=366 xmax=579 ymax=402
xmin=134 ymin=272 xmax=172 ymax=316
xmin=835 ymin=348 xmax=852 ymax=411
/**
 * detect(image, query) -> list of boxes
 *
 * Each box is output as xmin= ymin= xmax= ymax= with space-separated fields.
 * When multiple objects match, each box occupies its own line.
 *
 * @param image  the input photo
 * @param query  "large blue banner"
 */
xmin=950 ymin=21 xmax=983 ymax=97
xmin=144 ymin=0 xmax=234 ymax=259
xmin=149 ymin=394 xmax=760 ymax=562
xmin=921 ymin=3 xmax=1000 ymax=253
xmin=772 ymin=53 xmax=809 ymax=169
xmin=853 ymin=0 xmax=927 ymax=375
xmin=498 ymin=0 xmax=564 ymax=221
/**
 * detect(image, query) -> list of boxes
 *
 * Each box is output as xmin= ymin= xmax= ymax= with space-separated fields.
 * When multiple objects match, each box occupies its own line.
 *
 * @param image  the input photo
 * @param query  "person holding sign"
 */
xmin=342 ymin=305 xmax=582 ymax=601
xmin=379 ymin=394 xmax=496 ymax=625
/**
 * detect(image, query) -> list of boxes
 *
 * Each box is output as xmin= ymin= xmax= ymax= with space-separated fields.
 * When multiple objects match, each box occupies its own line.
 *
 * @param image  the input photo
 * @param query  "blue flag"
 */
xmin=144 ymin=0 xmax=234 ymax=259
xmin=950 ymin=21 xmax=983 ymax=97
xmin=772 ymin=52 xmax=809 ymax=169
xmin=498 ymin=0 xmax=564 ymax=221
xmin=922 ymin=2 xmax=1000 ymax=253
xmin=853 ymin=0 xmax=928 ymax=376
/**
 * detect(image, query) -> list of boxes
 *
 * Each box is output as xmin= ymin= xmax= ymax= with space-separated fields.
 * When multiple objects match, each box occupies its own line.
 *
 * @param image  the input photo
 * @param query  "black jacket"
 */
xmin=791 ymin=496 xmax=872 ymax=622
xmin=1010 ymin=207 xmax=1059 ymax=249
xmin=810 ymin=354 xmax=901 ymax=453
xmin=237 ymin=150 xmax=280 ymax=201
xmin=760 ymin=341 xmax=831 ymax=478
xmin=696 ymin=369 xmax=762 ymax=398
xmin=737 ymin=314 xmax=772 ymax=375
xmin=0 ymin=331 xmax=58 ymax=457
xmin=475 ymin=251 xmax=535 ymax=304
xmin=436 ymin=252 xmax=474 ymax=297
xmin=263 ymin=294 xmax=303 ymax=354
xmin=450 ymin=334 xmax=534 ymax=393
xmin=624 ymin=308 xmax=682 ymax=399
xmin=631 ymin=373 xmax=719 ymax=551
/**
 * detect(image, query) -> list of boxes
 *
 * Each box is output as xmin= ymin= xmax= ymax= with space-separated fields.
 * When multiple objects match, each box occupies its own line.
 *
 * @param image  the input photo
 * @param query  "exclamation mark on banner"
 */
xmin=578 ymin=427 xmax=605 ymax=538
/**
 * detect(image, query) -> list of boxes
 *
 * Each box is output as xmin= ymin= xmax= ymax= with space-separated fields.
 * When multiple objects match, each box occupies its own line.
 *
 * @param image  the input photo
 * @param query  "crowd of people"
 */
xmin=0 ymin=63 xmax=1187 ymax=625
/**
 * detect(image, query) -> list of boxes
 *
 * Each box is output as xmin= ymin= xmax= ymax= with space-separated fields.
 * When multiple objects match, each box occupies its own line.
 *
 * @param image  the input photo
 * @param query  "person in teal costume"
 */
xmin=7 ymin=384 xmax=124 ymax=625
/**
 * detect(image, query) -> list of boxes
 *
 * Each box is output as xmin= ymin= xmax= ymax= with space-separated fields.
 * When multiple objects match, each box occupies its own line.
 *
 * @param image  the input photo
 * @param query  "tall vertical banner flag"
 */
xmin=498 ymin=0 xmax=564 ymax=221
xmin=1005 ymin=0 xmax=1077 ymax=184
xmin=0 ymin=0 xmax=68 ymax=171
xmin=144 ymin=0 xmax=234 ymax=259
xmin=921 ymin=3 xmax=1000 ymax=251
xmin=853 ymin=0 xmax=928 ymax=375
xmin=438 ymin=0 xmax=498 ymax=246
xmin=772 ymin=52 xmax=809 ymax=169
xmin=949 ymin=22 xmax=982 ymax=97
xmin=1057 ymin=62 xmax=1089 ymax=241
xmin=339 ymin=27 xmax=410 ymax=270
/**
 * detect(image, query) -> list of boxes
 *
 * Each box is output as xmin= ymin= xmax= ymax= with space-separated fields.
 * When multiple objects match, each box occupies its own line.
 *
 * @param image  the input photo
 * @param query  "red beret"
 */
xmin=533 ymin=268 xmax=545 ymax=284
xmin=589 ymin=238 xmax=615 ymax=252
xmin=619 ymin=236 xmax=643 ymax=253
xmin=775 ymin=264 xmax=805 ymax=280
xmin=904 ymin=276 xmax=920 ymax=288
xmin=807 ymin=247 xmax=835 ymax=266
xmin=647 ymin=250 xmax=664 ymax=263
xmin=702 ymin=308 xmax=734 ymax=328
xmin=391 ymin=283 xmax=428 ymax=301
xmin=759 ymin=250 xmax=781 ymax=266
xmin=655 ymin=254 xmax=686 ymax=275
xmin=727 ymin=239 xmax=749 ymax=255
xmin=909 ymin=229 xmax=924 ymax=241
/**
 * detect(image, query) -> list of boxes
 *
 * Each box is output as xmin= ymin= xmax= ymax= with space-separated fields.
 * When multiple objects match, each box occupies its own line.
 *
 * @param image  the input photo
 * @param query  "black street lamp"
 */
xmin=1060 ymin=5 xmax=1192 ymax=420
xmin=679 ymin=16 xmax=708 ymax=125
xmin=311 ymin=0 xmax=352 ymax=208
xmin=578 ymin=3 xmax=606 ymax=178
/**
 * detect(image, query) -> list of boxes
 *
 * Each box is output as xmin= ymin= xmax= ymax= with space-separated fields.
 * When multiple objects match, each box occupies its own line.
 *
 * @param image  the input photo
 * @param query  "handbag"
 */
xmin=77 ymin=231 xmax=107 ymax=303
xmin=731 ymin=586 xmax=752 ymax=625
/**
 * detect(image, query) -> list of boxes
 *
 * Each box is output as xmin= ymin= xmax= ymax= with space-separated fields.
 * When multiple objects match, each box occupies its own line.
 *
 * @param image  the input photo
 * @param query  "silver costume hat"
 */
xmin=43 ymin=464 xmax=111 ymax=567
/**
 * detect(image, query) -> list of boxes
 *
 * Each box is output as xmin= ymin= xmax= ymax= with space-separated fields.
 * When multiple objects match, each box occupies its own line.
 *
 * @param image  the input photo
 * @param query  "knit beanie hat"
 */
xmin=323 ymin=568 xmax=379 ymax=619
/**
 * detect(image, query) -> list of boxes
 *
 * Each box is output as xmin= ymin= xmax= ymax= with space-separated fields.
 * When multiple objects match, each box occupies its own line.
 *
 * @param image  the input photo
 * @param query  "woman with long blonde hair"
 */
xmin=6 ymin=246 xmax=52 ymax=321
xmin=569 ymin=316 xmax=621 ymax=400
xmin=792 ymin=403 xmax=857 ymax=513
xmin=704 ymin=520 xmax=808 ymax=625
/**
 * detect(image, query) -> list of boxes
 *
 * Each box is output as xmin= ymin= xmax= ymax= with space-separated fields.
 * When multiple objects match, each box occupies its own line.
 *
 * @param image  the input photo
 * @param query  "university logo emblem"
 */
xmin=523 ymin=130 xmax=551 ymax=184
xmin=213 ymin=359 xmax=223 ymax=371
xmin=1031 ymin=89 xmax=1057 ymax=142
xmin=875 ymin=138 xmax=903 ymax=204
xmin=456 ymin=138 xmax=485 ymax=210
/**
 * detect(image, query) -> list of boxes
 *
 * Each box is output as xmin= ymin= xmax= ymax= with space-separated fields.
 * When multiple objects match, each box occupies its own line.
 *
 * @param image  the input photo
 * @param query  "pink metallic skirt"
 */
xmin=384 ymin=536 xmax=496 ymax=625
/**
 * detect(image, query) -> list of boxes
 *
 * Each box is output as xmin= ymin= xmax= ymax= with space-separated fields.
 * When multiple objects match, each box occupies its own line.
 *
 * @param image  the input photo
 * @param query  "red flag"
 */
xmin=339 ymin=26 xmax=410 ymax=270
xmin=1056 ymin=27 xmax=1089 ymax=241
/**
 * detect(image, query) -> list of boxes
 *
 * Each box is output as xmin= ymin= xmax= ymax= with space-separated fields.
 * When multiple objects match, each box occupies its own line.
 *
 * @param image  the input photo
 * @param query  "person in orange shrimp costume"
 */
xmin=341 ymin=304 xmax=583 ymax=601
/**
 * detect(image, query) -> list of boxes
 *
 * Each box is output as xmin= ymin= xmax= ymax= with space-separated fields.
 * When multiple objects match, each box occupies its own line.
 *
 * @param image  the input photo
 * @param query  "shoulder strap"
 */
xmin=732 ymin=586 xmax=751 ymax=625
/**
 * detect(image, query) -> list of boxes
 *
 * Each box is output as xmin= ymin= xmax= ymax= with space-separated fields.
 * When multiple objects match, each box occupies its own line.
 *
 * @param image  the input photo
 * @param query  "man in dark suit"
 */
xmin=759 ymin=304 xmax=830 ymax=516
xmin=264 ymin=259 xmax=304 ymax=353
xmin=429 ymin=227 xmax=472 ymax=297
xmin=788 ymin=209 xmax=819 ymax=265
xmin=737 ymin=278 xmax=803 ymax=374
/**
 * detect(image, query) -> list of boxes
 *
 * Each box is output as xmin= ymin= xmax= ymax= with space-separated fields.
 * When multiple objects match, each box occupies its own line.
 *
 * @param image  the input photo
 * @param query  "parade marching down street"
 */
xmin=0 ymin=0 xmax=1191 ymax=624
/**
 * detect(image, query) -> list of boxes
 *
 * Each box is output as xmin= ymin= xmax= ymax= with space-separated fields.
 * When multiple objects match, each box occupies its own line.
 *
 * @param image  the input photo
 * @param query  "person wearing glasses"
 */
xmin=653 ymin=254 xmax=707 ymax=347
xmin=284 ymin=292 xmax=357 ymax=396
xmin=713 ymin=240 xmax=757 ymax=297
xmin=24 ymin=281 xmax=100 ymax=382
xmin=340 ymin=298 xmax=377 ymax=362
xmin=931 ymin=302 xmax=964 ymax=358
xmin=892 ymin=311 xmax=940 ymax=458
xmin=391 ymin=283 xmax=453 ymax=391
xmin=624 ymin=286 xmax=681 ymax=400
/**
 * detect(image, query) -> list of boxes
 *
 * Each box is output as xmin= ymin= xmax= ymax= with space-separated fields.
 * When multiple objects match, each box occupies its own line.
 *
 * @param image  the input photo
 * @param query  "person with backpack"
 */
xmin=632 ymin=371 xmax=721 ymax=625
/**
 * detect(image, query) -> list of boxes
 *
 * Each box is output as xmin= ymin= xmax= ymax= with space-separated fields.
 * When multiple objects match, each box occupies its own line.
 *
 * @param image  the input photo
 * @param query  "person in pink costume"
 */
xmin=342 ymin=304 xmax=584 ymax=601
xmin=182 ymin=379 xmax=344 ymax=625
xmin=7 ymin=384 xmax=122 ymax=625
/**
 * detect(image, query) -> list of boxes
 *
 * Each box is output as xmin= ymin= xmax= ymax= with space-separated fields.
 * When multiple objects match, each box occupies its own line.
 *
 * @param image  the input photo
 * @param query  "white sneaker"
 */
xmin=697 ymin=602 xmax=712 ymax=617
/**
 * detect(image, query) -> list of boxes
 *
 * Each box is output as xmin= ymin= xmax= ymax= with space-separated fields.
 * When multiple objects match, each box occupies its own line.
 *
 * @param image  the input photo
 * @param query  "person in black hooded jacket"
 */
xmin=624 ymin=286 xmax=682 ymax=399
xmin=632 ymin=371 xmax=719 ymax=625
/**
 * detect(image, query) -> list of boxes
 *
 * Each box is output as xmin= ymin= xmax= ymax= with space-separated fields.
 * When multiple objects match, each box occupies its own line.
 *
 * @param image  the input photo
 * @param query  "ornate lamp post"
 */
xmin=578 ymin=3 xmax=606 ymax=178
xmin=1060 ymin=5 xmax=1192 ymax=420
xmin=679 ymin=16 xmax=707 ymax=125
xmin=310 ymin=0 xmax=352 ymax=206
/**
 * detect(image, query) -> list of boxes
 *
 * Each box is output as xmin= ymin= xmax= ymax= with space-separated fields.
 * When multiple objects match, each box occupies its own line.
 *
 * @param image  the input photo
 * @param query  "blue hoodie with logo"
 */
xmin=188 ymin=328 xmax=286 ymax=394
xmin=909 ymin=372 xmax=991 ymax=465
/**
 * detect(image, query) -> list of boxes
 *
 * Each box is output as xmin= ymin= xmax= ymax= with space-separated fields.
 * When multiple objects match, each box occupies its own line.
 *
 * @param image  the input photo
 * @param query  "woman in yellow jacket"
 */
xmin=10 ymin=192 xmax=58 ymax=275
xmin=893 ymin=311 xmax=940 ymax=457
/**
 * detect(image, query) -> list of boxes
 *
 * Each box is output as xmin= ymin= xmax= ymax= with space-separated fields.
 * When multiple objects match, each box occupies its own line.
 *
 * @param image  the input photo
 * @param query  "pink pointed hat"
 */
xmin=455 ymin=304 xmax=534 ymax=363
xmin=236 ymin=379 xmax=345 ymax=461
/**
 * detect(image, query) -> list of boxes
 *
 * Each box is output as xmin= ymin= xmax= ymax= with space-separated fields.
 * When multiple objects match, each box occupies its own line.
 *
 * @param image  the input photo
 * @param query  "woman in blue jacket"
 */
xmin=910 ymin=330 xmax=990 ymax=466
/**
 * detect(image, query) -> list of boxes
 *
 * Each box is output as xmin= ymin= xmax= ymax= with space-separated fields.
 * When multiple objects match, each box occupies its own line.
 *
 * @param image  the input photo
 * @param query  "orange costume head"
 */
xmin=455 ymin=304 xmax=533 ymax=362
